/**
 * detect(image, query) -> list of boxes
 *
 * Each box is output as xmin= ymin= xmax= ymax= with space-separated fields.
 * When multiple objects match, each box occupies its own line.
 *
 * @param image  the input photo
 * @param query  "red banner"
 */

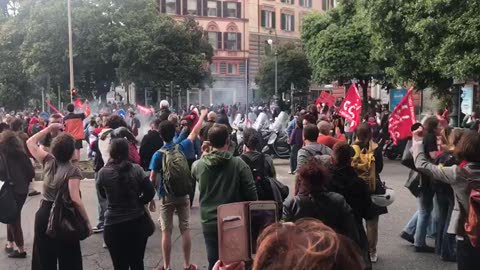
xmin=388 ymin=87 xmax=416 ymax=145
xmin=315 ymin=91 xmax=336 ymax=107
xmin=339 ymin=84 xmax=362 ymax=131
xmin=137 ymin=105 xmax=154 ymax=115
xmin=74 ymin=98 xmax=83 ymax=108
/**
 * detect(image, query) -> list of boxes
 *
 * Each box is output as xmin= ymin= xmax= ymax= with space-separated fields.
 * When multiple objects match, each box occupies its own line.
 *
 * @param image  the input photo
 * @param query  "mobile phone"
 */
xmin=249 ymin=202 xmax=278 ymax=259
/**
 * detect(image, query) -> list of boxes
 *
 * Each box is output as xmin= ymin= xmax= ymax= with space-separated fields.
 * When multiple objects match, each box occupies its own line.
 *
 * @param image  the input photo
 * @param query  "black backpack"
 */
xmin=240 ymin=153 xmax=274 ymax=201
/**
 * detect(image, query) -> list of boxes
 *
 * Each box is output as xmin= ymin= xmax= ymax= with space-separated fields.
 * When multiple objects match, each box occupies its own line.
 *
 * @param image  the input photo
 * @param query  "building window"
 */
xmin=210 ymin=63 xmax=218 ymax=74
xmin=166 ymin=0 xmax=177 ymax=14
xmin=227 ymin=63 xmax=238 ymax=75
xmin=223 ymin=2 xmax=240 ymax=18
xmin=322 ymin=0 xmax=336 ymax=11
xmin=261 ymin=10 xmax=275 ymax=29
xmin=239 ymin=62 xmax=246 ymax=74
xmin=207 ymin=0 xmax=217 ymax=16
xmin=208 ymin=32 xmax=218 ymax=49
xmin=281 ymin=0 xmax=294 ymax=4
xmin=187 ymin=0 xmax=198 ymax=15
xmin=281 ymin=13 xmax=294 ymax=32
xmin=299 ymin=0 xmax=312 ymax=8
xmin=224 ymin=32 xmax=241 ymax=51
xmin=220 ymin=62 xmax=227 ymax=74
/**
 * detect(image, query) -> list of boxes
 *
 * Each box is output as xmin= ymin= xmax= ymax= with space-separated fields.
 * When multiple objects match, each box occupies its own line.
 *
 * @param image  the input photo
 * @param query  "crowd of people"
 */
xmin=0 ymin=99 xmax=479 ymax=270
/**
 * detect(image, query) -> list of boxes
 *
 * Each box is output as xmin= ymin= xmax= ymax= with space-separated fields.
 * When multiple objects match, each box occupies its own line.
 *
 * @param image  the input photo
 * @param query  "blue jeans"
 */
xmin=290 ymin=144 xmax=300 ymax=172
xmin=414 ymin=189 xmax=434 ymax=247
xmin=203 ymin=231 xmax=218 ymax=270
xmin=404 ymin=211 xmax=418 ymax=236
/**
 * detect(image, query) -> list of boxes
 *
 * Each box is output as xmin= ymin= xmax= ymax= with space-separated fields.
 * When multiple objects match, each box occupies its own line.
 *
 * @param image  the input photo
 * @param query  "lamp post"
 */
xmin=67 ymin=0 xmax=74 ymax=103
xmin=267 ymin=39 xmax=278 ymax=99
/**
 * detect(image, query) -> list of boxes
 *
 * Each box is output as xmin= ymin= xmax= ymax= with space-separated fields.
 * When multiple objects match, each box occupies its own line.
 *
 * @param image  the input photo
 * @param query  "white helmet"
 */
xmin=371 ymin=188 xmax=395 ymax=207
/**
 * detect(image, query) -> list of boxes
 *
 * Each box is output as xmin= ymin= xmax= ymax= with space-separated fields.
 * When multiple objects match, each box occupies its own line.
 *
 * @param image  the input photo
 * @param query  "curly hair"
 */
xmin=253 ymin=219 xmax=364 ymax=270
xmin=295 ymin=159 xmax=330 ymax=196
xmin=51 ymin=133 xmax=75 ymax=163
xmin=106 ymin=115 xmax=128 ymax=130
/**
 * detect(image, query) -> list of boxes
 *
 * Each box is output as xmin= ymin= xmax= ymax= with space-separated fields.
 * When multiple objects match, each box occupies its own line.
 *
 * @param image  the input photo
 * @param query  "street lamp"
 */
xmin=267 ymin=39 xmax=278 ymax=99
xmin=67 ymin=0 xmax=74 ymax=103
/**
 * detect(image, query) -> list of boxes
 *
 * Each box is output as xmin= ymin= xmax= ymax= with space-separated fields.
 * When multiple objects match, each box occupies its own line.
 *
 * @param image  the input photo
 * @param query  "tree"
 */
xmin=255 ymin=42 xmax=311 ymax=98
xmin=111 ymin=0 xmax=213 ymax=97
xmin=302 ymin=0 xmax=383 ymax=106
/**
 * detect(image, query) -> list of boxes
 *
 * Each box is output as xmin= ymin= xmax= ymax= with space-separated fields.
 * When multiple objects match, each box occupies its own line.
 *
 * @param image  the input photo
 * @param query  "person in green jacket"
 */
xmin=192 ymin=124 xmax=257 ymax=270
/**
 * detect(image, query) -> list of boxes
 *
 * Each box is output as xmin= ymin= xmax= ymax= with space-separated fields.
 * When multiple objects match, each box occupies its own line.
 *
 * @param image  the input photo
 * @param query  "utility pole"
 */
xmin=67 ymin=0 xmax=74 ymax=103
xmin=57 ymin=84 xmax=61 ymax=110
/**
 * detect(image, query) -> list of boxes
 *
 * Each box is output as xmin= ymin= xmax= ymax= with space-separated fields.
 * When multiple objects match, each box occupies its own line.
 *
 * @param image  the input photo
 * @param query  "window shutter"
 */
xmin=237 ymin=33 xmax=241 ymax=51
xmin=217 ymin=1 xmax=222 ymax=17
xmin=197 ymin=0 xmax=202 ymax=15
xmin=223 ymin=2 xmax=227 ymax=18
xmin=182 ymin=0 xmax=187 ymax=15
xmin=291 ymin=15 xmax=295 ymax=31
xmin=236 ymin=2 xmax=241 ymax=18
xmin=281 ymin=14 xmax=286 ymax=30
xmin=203 ymin=0 xmax=208 ymax=16
xmin=261 ymin=10 xmax=266 ymax=27
xmin=161 ymin=0 xmax=166 ymax=13
xmin=176 ymin=0 xmax=182 ymax=14
xmin=224 ymin=32 xmax=228 ymax=50
xmin=272 ymin=12 xmax=276 ymax=28
xmin=217 ymin=32 xmax=222 ymax=49
xmin=220 ymin=62 xmax=227 ymax=74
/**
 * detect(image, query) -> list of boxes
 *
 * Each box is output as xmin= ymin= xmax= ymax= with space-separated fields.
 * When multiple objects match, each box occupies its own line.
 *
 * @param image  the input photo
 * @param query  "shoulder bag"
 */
xmin=0 ymin=155 xmax=18 ymax=224
xmin=46 ymin=174 xmax=90 ymax=242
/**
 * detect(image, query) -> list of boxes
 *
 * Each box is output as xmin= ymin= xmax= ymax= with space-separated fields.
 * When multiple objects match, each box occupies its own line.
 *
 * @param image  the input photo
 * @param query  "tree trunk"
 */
xmin=357 ymin=79 xmax=369 ymax=117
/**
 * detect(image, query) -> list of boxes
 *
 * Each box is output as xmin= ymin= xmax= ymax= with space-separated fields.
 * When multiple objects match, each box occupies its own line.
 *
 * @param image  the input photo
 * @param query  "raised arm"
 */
xmin=187 ymin=108 xmax=208 ymax=142
xmin=27 ymin=123 xmax=63 ymax=163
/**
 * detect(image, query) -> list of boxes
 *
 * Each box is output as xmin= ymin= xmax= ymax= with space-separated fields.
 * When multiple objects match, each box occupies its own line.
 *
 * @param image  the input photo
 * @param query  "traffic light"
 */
xmin=71 ymin=88 xmax=77 ymax=99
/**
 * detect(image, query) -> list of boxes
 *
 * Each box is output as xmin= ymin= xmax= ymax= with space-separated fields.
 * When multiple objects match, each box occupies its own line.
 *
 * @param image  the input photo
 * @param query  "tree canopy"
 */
xmin=255 ymin=42 xmax=311 ymax=98
xmin=0 ymin=0 xmax=213 ymax=110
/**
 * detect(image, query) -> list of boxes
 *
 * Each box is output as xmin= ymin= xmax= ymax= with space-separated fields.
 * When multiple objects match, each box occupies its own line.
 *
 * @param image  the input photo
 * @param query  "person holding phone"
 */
xmin=192 ymin=124 xmax=258 ymax=270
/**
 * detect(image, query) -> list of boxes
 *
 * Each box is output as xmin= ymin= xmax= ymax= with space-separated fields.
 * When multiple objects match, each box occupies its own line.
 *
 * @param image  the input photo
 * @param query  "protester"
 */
xmin=288 ymin=117 xmax=303 ymax=174
xmin=402 ymin=117 xmax=440 ymax=253
xmin=296 ymin=124 xmax=332 ymax=171
xmin=39 ymin=114 xmax=64 ymax=153
xmin=27 ymin=125 xmax=92 ymax=270
xmin=284 ymin=159 xmax=361 ymax=248
xmin=240 ymin=128 xmax=276 ymax=200
xmin=351 ymin=123 xmax=387 ymax=263
xmin=0 ymin=131 xmax=35 ymax=259
xmin=96 ymin=138 xmax=155 ymax=269
xmin=192 ymin=124 xmax=258 ymax=270
xmin=214 ymin=219 xmax=365 ymax=270
xmin=412 ymin=128 xmax=480 ymax=270
xmin=158 ymin=100 xmax=171 ymax=122
xmin=317 ymin=120 xmax=346 ymax=149
xmin=149 ymin=108 xmax=207 ymax=270
xmin=328 ymin=141 xmax=374 ymax=268
xmin=200 ymin=112 xmax=217 ymax=141
xmin=139 ymin=119 xmax=164 ymax=171
xmin=433 ymin=128 xmax=465 ymax=261
xmin=64 ymin=103 xmax=89 ymax=162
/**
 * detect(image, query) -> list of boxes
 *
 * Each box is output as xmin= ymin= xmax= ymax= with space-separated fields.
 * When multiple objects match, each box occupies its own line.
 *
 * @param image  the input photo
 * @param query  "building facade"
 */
xmin=158 ymin=0 xmax=338 ymax=106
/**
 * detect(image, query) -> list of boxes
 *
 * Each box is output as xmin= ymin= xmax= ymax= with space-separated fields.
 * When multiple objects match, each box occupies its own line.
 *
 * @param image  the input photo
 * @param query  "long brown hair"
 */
xmin=0 ymin=130 xmax=26 ymax=158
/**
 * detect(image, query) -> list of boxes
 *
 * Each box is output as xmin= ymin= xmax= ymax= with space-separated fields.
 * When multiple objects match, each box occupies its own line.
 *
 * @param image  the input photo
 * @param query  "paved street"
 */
xmin=0 ymin=159 xmax=456 ymax=270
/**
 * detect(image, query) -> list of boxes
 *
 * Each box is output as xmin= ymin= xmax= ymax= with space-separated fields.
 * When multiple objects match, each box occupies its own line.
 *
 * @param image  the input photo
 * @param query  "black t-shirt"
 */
xmin=423 ymin=133 xmax=438 ymax=159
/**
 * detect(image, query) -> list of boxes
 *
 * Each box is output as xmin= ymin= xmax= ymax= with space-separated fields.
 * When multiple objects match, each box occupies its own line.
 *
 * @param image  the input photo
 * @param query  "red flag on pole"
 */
xmin=339 ymin=84 xmax=362 ymax=131
xmin=85 ymin=100 xmax=91 ymax=117
xmin=388 ymin=87 xmax=417 ymax=145
xmin=74 ymin=98 xmax=83 ymax=108
xmin=315 ymin=91 xmax=336 ymax=107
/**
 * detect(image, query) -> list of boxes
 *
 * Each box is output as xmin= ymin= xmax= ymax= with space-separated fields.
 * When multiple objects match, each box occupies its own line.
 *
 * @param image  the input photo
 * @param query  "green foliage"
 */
xmin=302 ymin=0 xmax=382 ymax=86
xmin=0 ymin=0 xmax=213 ymax=110
xmin=255 ymin=42 xmax=311 ymax=98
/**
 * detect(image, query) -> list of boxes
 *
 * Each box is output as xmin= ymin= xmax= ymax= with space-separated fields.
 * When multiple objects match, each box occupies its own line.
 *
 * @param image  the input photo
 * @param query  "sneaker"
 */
xmin=92 ymin=225 xmax=104 ymax=233
xmin=400 ymin=231 xmax=414 ymax=244
xmin=4 ymin=245 xmax=13 ymax=254
xmin=370 ymin=252 xmax=378 ymax=263
xmin=8 ymin=250 xmax=27 ymax=259
xmin=103 ymin=242 xmax=107 ymax=249
xmin=28 ymin=190 xmax=41 ymax=197
xmin=414 ymin=245 xmax=435 ymax=253
xmin=184 ymin=264 xmax=198 ymax=270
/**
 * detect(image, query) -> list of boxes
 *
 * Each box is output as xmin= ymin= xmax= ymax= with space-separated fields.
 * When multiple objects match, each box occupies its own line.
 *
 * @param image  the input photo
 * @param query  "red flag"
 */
xmin=388 ymin=88 xmax=417 ymax=145
xmin=74 ymin=98 xmax=83 ymax=108
xmin=45 ymin=100 xmax=64 ymax=117
xmin=85 ymin=100 xmax=91 ymax=117
xmin=315 ymin=91 xmax=336 ymax=107
xmin=339 ymin=84 xmax=362 ymax=131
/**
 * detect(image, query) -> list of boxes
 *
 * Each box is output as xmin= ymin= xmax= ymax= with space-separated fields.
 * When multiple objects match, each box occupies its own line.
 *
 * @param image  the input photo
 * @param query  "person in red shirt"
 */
xmin=63 ymin=103 xmax=89 ymax=162
xmin=316 ymin=120 xmax=346 ymax=149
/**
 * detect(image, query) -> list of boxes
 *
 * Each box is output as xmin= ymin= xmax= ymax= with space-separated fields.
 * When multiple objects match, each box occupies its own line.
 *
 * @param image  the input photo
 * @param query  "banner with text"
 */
xmin=339 ymin=84 xmax=362 ymax=131
xmin=388 ymin=87 xmax=416 ymax=145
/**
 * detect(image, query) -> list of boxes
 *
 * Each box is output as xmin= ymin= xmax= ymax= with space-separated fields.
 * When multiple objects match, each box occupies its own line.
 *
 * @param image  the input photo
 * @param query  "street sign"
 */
xmin=389 ymin=89 xmax=407 ymax=112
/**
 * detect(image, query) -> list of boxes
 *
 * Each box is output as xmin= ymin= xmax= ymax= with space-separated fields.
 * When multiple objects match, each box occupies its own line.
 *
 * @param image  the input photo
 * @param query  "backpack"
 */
xmin=460 ymin=166 xmax=480 ymax=247
xmin=159 ymin=145 xmax=192 ymax=197
xmin=303 ymin=147 xmax=330 ymax=166
xmin=351 ymin=144 xmax=377 ymax=192
xmin=240 ymin=153 xmax=274 ymax=201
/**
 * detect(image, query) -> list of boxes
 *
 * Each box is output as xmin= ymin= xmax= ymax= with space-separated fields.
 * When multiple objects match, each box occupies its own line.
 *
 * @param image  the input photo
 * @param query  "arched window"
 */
xmin=207 ymin=22 xmax=221 ymax=50
xmin=224 ymin=23 xmax=241 ymax=51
